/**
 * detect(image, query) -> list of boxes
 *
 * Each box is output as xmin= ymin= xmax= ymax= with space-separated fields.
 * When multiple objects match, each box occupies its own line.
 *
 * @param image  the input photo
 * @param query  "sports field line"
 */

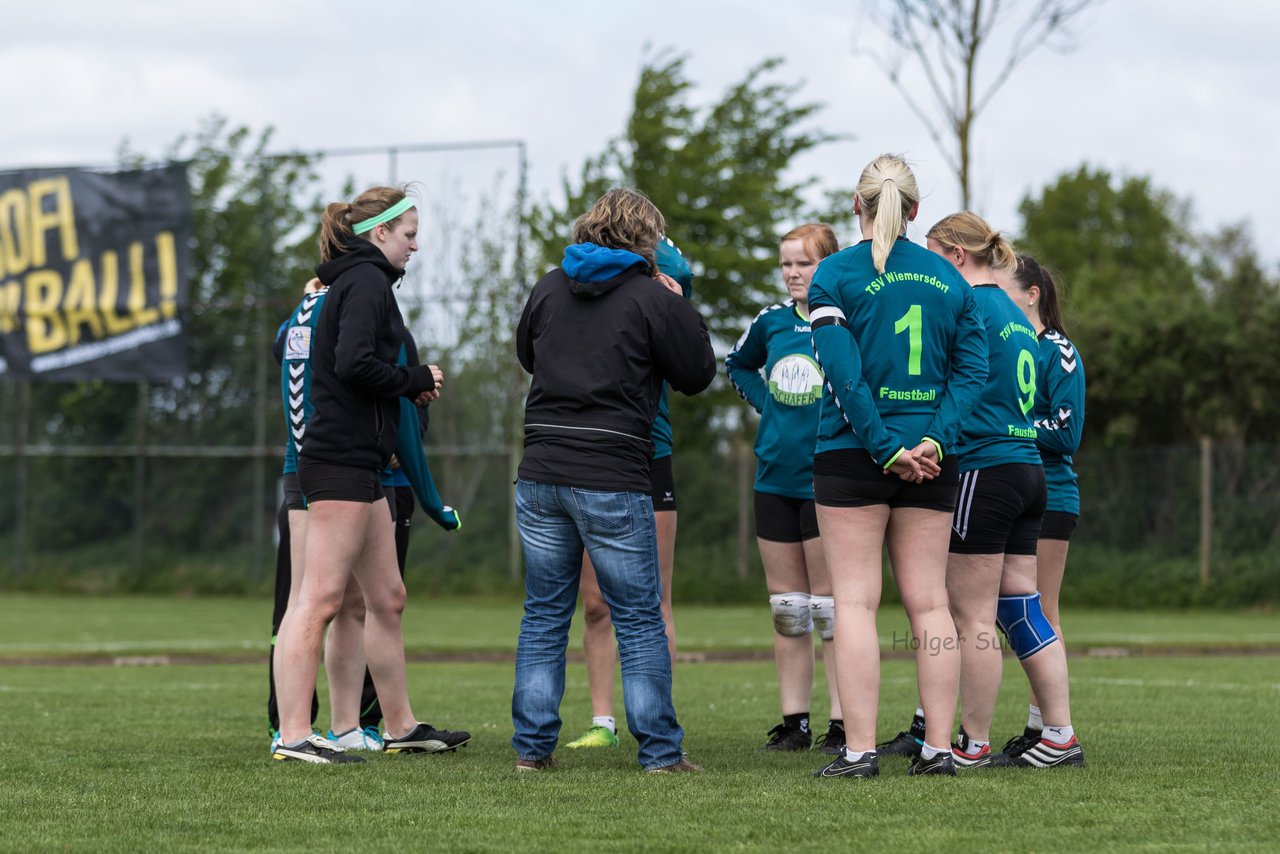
xmin=0 ymin=639 xmax=263 ymax=653
xmin=1081 ymin=676 xmax=1280 ymax=693
xmin=2 ymin=646 xmax=1278 ymax=667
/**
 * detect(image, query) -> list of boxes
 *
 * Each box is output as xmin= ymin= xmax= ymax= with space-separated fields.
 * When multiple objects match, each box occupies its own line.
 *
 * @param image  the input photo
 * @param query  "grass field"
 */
xmin=2 ymin=595 xmax=1278 ymax=660
xmin=2 ymin=596 xmax=1278 ymax=852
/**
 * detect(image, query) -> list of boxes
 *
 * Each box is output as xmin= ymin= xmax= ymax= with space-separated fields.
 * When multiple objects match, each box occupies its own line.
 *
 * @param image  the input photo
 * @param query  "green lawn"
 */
xmin=0 ymin=597 xmax=1278 ymax=850
xmin=1 ymin=594 xmax=1277 ymax=660
xmin=2 ymin=654 xmax=1278 ymax=851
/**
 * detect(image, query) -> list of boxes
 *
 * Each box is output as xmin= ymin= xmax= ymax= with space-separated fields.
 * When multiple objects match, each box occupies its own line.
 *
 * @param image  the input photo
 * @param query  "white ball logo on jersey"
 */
xmin=768 ymin=354 xmax=824 ymax=407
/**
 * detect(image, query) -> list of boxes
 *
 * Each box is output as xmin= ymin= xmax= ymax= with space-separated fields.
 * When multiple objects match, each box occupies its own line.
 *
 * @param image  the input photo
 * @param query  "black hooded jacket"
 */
xmin=516 ymin=256 xmax=717 ymax=492
xmin=300 ymin=240 xmax=437 ymax=471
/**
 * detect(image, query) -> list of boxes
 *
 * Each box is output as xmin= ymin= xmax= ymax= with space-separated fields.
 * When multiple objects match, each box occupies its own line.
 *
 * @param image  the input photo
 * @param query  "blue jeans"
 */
xmin=511 ymin=479 xmax=684 ymax=770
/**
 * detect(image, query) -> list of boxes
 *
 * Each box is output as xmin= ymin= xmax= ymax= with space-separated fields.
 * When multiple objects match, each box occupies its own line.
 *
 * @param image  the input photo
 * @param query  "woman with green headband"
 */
xmin=272 ymin=186 xmax=470 ymax=764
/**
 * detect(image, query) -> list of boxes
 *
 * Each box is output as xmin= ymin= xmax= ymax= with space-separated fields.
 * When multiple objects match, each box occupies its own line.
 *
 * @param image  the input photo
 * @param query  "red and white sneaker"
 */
xmin=993 ymin=734 xmax=1085 ymax=768
xmin=951 ymin=728 xmax=992 ymax=768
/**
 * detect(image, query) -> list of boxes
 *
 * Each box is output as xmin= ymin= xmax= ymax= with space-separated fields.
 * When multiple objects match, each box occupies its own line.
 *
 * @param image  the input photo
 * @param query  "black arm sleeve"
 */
xmin=333 ymin=277 xmax=435 ymax=397
xmin=516 ymin=288 xmax=537 ymax=375
xmin=651 ymin=294 xmax=716 ymax=396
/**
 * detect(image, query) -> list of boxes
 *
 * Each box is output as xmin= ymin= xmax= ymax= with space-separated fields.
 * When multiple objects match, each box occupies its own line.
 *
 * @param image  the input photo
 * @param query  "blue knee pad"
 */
xmin=995 ymin=592 xmax=1058 ymax=660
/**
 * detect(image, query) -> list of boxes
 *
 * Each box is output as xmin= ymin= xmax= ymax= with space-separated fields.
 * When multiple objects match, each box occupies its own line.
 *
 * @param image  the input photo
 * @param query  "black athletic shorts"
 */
xmin=282 ymin=471 xmax=305 ymax=511
xmin=813 ymin=448 xmax=959 ymax=511
xmin=297 ymin=457 xmax=386 ymax=505
xmin=754 ymin=491 xmax=819 ymax=543
xmin=651 ymin=455 xmax=677 ymax=512
xmin=1039 ymin=510 xmax=1078 ymax=542
xmin=949 ymin=463 xmax=1047 ymax=555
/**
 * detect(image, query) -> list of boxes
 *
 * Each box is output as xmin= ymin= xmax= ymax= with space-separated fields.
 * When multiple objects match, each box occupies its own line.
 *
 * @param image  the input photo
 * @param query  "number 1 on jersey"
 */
xmin=894 ymin=305 xmax=922 ymax=376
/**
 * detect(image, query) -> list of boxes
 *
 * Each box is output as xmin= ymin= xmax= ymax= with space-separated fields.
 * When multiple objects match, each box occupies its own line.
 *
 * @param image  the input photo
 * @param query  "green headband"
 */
xmin=352 ymin=197 xmax=416 ymax=235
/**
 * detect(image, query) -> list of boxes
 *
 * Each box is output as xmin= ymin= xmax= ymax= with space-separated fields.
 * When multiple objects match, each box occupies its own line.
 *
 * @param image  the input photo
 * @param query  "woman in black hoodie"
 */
xmin=272 ymin=186 xmax=469 ymax=764
xmin=511 ymin=188 xmax=717 ymax=773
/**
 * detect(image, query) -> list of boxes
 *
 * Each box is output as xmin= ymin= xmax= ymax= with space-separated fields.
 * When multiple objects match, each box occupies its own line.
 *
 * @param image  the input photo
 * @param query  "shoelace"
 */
xmin=878 ymin=730 xmax=913 ymax=747
xmin=814 ymin=726 xmax=844 ymax=750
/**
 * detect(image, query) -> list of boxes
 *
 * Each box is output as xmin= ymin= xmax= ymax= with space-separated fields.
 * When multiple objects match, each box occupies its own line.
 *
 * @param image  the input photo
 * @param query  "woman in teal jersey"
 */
xmin=808 ymin=155 xmax=988 ymax=779
xmin=994 ymin=253 xmax=1086 ymax=759
xmin=726 ymin=224 xmax=844 ymax=755
xmin=926 ymin=214 xmax=1083 ymax=769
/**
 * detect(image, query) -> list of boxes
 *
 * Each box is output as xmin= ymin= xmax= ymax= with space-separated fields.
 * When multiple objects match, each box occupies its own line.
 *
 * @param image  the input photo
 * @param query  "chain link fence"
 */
xmin=1 ymin=413 xmax=1278 ymax=605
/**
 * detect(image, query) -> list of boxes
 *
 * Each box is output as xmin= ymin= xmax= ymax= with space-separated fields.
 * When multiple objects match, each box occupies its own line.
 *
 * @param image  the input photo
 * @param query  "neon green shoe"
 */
xmin=566 ymin=725 xmax=619 ymax=749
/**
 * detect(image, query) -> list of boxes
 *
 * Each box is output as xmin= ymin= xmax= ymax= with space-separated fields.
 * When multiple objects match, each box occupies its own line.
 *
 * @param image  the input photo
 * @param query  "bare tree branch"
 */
xmin=855 ymin=0 xmax=1101 ymax=208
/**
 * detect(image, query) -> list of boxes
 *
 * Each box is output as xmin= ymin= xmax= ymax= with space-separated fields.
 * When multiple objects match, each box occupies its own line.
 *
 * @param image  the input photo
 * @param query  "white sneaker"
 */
xmin=327 ymin=726 xmax=385 ymax=751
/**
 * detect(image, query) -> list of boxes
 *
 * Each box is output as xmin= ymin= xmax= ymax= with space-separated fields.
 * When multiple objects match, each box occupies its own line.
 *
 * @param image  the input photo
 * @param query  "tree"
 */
xmin=531 ymin=50 xmax=850 ymax=349
xmin=856 ymin=0 xmax=1098 ymax=208
xmin=1018 ymin=166 xmax=1280 ymax=447
xmin=1018 ymin=165 xmax=1197 ymax=312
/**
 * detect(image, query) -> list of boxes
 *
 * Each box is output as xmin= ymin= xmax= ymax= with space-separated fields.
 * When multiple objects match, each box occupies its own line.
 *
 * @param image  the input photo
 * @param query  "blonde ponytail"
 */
xmin=926 ymin=211 xmax=1015 ymax=271
xmin=855 ymin=155 xmax=919 ymax=274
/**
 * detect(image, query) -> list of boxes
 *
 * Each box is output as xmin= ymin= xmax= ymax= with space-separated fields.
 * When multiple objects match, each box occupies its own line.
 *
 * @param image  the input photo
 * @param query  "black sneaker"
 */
xmin=875 ymin=730 xmax=923 ymax=757
xmin=908 ymin=751 xmax=957 ymax=776
xmin=999 ymin=726 xmax=1042 ymax=760
xmin=815 ymin=721 xmax=846 ymax=756
xmin=272 ymin=733 xmax=365 ymax=764
xmin=813 ymin=751 xmax=879 ymax=779
xmin=383 ymin=723 xmax=471 ymax=754
xmin=991 ymin=734 xmax=1085 ymax=768
xmin=763 ymin=722 xmax=812 ymax=751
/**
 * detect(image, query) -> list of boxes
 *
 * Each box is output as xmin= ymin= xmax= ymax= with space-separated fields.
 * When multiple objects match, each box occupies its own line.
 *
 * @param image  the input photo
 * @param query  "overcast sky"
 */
xmin=5 ymin=0 xmax=1277 ymax=261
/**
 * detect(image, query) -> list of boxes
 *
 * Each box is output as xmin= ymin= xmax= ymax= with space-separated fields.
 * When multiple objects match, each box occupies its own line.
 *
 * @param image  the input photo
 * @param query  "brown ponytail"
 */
xmin=1013 ymin=253 xmax=1070 ymax=338
xmin=319 ymin=185 xmax=412 ymax=262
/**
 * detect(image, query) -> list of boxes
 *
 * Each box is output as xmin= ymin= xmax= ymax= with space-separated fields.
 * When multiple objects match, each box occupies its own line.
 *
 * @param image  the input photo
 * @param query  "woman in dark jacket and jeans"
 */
xmin=272 ymin=186 xmax=468 ymax=764
xmin=511 ymin=188 xmax=717 ymax=773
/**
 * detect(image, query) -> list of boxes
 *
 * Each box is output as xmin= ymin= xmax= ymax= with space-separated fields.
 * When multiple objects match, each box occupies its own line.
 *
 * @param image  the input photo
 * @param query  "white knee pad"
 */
xmin=769 ymin=592 xmax=813 ymax=637
xmin=809 ymin=595 xmax=835 ymax=641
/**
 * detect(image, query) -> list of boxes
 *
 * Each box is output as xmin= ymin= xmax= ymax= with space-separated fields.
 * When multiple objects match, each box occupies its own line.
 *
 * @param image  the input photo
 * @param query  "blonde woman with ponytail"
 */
xmin=899 ymin=213 xmax=1084 ymax=770
xmin=808 ymin=155 xmax=987 ymax=779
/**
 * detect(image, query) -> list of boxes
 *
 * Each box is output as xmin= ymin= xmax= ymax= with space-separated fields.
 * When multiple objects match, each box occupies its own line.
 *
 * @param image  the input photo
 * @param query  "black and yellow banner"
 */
xmin=0 ymin=163 xmax=191 ymax=380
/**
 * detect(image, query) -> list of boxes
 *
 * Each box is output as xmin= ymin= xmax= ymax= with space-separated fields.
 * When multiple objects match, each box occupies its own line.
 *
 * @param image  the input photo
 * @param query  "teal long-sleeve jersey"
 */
xmin=726 ymin=301 xmax=823 ymax=499
xmin=952 ymin=285 xmax=1042 ymax=472
xmin=280 ymin=289 xmax=327 ymax=476
xmin=1034 ymin=330 xmax=1086 ymax=515
xmin=808 ymin=237 xmax=988 ymax=466
xmin=651 ymin=236 xmax=694 ymax=460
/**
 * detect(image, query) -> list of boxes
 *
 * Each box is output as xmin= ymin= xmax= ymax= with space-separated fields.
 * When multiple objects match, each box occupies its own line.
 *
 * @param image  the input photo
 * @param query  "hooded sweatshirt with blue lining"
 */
xmin=516 ymin=242 xmax=716 ymax=493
